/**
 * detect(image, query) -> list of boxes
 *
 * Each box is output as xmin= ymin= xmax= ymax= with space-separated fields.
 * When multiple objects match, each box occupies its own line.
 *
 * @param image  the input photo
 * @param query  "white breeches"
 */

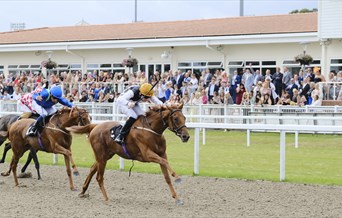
xmin=32 ymin=100 xmax=57 ymax=116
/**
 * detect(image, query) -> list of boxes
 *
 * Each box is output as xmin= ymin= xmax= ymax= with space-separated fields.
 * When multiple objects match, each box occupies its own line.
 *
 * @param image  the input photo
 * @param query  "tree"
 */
xmin=289 ymin=8 xmax=318 ymax=14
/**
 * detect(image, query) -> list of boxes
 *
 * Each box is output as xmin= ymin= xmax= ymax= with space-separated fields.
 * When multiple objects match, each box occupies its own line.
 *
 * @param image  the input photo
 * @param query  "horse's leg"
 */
xmin=53 ymin=145 xmax=75 ymax=190
xmin=20 ymin=147 xmax=33 ymax=173
xmin=10 ymin=155 xmax=20 ymax=186
xmin=0 ymin=142 xmax=12 ymax=163
xmin=69 ymin=148 xmax=79 ymax=176
xmin=96 ymin=160 xmax=109 ymax=201
xmin=26 ymin=148 xmax=41 ymax=180
xmin=79 ymin=162 xmax=98 ymax=198
xmin=146 ymin=151 xmax=183 ymax=204
xmin=147 ymin=151 xmax=181 ymax=181
xmin=159 ymin=164 xmax=183 ymax=205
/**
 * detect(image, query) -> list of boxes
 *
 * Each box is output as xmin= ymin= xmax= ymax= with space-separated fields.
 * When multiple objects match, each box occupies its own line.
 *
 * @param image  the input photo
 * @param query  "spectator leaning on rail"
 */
xmin=114 ymin=83 xmax=163 ymax=144
xmin=25 ymin=86 xmax=73 ymax=136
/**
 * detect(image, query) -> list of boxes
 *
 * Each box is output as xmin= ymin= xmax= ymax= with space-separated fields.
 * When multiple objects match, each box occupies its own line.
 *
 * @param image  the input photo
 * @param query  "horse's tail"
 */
xmin=0 ymin=131 xmax=8 ymax=138
xmin=66 ymin=124 xmax=97 ymax=135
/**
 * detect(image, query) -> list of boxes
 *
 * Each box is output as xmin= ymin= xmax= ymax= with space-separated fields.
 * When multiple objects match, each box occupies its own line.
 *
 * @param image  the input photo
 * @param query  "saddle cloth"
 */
xmin=110 ymin=125 xmax=123 ymax=140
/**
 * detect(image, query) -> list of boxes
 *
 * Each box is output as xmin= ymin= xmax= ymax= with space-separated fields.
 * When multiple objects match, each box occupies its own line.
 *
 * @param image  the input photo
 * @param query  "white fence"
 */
xmin=2 ymin=100 xmax=342 ymax=181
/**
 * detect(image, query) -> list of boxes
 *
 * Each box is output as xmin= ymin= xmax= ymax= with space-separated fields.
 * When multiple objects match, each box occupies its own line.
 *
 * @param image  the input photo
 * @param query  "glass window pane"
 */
xmin=113 ymin=63 xmax=124 ymax=68
xmin=164 ymin=64 xmax=171 ymax=72
xmin=331 ymin=59 xmax=342 ymax=64
xmin=283 ymin=60 xmax=297 ymax=65
xmin=19 ymin=65 xmax=29 ymax=68
xmin=70 ymin=64 xmax=81 ymax=69
xmin=8 ymin=65 xmax=18 ymax=68
xmin=262 ymin=61 xmax=276 ymax=65
xmin=100 ymin=64 xmax=111 ymax=68
xmin=30 ymin=65 xmax=41 ymax=69
xmin=245 ymin=61 xmax=260 ymax=66
xmin=208 ymin=61 xmax=222 ymax=66
xmin=178 ymin=62 xmax=191 ymax=67
xmin=312 ymin=60 xmax=320 ymax=65
xmin=0 ymin=66 xmax=4 ymax=69
xmin=228 ymin=61 xmax=243 ymax=66
xmin=87 ymin=64 xmax=99 ymax=68
xmin=193 ymin=62 xmax=207 ymax=67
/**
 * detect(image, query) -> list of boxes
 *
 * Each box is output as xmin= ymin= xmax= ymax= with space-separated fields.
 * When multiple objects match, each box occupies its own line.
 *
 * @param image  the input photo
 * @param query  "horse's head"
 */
xmin=55 ymin=107 xmax=91 ymax=128
xmin=69 ymin=107 xmax=91 ymax=126
xmin=162 ymin=103 xmax=190 ymax=142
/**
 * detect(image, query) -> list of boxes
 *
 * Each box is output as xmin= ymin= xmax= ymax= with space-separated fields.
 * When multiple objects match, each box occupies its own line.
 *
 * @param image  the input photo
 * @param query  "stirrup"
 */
xmin=26 ymin=127 xmax=37 ymax=136
xmin=114 ymin=135 xmax=124 ymax=144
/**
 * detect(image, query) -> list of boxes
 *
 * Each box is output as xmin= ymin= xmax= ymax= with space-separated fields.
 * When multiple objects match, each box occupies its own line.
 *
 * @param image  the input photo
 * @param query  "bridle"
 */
xmin=159 ymin=108 xmax=187 ymax=137
xmin=77 ymin=110 xmax=89 ymax=126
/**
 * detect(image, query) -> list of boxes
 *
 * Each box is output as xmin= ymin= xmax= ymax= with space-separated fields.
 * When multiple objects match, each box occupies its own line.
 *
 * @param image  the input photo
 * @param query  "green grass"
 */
xmin=2 ymin=130 xmax=342 ymax=186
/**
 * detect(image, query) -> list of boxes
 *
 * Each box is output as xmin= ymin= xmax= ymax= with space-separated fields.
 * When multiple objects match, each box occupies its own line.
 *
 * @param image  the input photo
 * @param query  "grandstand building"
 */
xmin=0 ymin=0 xmax=341 ymax=79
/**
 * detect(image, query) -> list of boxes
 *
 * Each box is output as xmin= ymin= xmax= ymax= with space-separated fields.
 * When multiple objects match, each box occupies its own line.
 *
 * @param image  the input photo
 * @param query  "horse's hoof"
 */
xmin=18 ymin=172 xmax=32 ymax=178
xmin=175 ymin=199 xmax=184 ymax=206
xmin=73 ymin=171 xmax=80 ymax=176
xmin=1 ymin=172 xmax=9 ymax=177
xmin=175 ymin=178 xmax=182 ymax=184
xmin=79 ymin=193 xmax=89 ymax=198
xmin=0 ymin=160 xmax=4 ymax=164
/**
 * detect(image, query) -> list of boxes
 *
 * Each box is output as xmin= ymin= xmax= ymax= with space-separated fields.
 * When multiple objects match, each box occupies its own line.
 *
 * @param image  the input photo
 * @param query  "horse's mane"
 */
xmin=145 ymin=103 xmax=182 ymax=117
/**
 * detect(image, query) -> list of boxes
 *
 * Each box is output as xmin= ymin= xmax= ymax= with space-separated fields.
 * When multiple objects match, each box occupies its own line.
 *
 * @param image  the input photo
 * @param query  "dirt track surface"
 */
xmin=1 ymin=164 xmax=342 ymax=218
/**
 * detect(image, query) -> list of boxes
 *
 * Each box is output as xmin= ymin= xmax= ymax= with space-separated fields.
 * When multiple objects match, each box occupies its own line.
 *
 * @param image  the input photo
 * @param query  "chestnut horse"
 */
xmin=66 ymin=103 xmax=190 ymax=204
xmin=0 ymin=107 xmax=91 ymax=190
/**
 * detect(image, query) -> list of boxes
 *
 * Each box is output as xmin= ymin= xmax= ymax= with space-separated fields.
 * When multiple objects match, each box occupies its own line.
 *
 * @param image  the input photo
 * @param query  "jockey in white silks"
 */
xmin=114 ymin=83 xmax=163 ymax=144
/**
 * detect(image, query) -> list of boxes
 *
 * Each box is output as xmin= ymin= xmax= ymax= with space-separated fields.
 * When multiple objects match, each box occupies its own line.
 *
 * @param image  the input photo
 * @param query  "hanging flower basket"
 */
xmin=122 ymin=57 xmax=138 ymax=68
xmin=294 ymin=54 xmax=313 ymax=66
xmin=41 ymin=58 xmax=58 ymax=69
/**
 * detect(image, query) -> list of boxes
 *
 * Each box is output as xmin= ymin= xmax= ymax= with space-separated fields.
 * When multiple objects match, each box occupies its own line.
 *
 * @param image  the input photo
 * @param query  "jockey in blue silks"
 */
xmin=26 ymin=86 xmax=73 ymax=136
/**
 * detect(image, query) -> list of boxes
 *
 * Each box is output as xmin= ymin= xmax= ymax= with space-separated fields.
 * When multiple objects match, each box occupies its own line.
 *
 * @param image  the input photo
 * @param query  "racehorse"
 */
xmin=0 ymin=107 xmax=91 ymax=190
xmin=0 ymin=113 xmax=43 ymax=179
xmin=66 ymin=103 xmax=190 ymax=204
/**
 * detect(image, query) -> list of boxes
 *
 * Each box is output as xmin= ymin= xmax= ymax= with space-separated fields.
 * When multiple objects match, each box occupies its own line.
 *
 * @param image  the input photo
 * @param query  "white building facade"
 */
xmin=0 ymin=0 xmax=341 ymax=79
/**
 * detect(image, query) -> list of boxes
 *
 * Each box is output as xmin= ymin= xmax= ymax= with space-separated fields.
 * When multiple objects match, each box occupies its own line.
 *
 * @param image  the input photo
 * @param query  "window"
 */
xmin=178 ymin=62 xmax=192 ymax=67
xmin=227 ymin=60 xmax=244 ymax=75
xmin=70 ymin=64 xmax=81 ymax=69
xmin=100 ymin=64 xmax=111 ymax=68
xmin=30 ymin=65 xmax=41 ymax=69
xmin=331 ymin=59 xmax=342 ymax=73
xmin=18 ymin=65 xmax=29 ymax=69
xmin=261 ymin=60 xmax=276 ymax=75
xmin=8 ymin=65 xmax=18 ymax=69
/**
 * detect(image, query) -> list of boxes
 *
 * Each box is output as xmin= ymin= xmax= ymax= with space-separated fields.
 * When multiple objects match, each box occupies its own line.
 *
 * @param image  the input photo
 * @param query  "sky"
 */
xmin=0 ymin=0 xmax=318 ymax=32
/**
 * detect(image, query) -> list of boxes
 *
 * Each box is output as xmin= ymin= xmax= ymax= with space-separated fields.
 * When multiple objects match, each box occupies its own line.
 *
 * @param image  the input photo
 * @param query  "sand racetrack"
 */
xmin=1 ymin=163 xmax=342 ymax=218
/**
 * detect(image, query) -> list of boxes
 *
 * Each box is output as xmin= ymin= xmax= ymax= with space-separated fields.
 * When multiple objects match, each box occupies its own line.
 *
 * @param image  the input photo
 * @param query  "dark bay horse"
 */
xmin=0 ymin=113 xmax=42 ymax=179
xmin=66 ymin=103 xmax=190 ymax=204
xmin=0 ymin=107 xmax=91 ymax=190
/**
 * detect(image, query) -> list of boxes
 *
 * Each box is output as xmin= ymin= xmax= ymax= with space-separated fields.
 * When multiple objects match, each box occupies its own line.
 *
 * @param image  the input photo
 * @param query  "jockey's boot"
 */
xmin=114 ymin=117 xmax=136 ymax=144
xmin=26 ymin=115 xmax=44 ymax=136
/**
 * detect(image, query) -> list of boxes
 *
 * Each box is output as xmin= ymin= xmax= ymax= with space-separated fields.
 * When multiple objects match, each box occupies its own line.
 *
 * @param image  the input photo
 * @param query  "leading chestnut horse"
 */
xmin=66 ymin=103 xmax=190 ymax=204
xmin=0 ymin=107 xmax=91 ymax=190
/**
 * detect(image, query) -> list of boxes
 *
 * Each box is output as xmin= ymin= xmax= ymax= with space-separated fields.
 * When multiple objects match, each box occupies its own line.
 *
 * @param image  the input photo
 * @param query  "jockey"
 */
xmin=114 ymin=83 xmax=163 ymax=144
xmin=25 ymin=86 xmax=73 ymax=136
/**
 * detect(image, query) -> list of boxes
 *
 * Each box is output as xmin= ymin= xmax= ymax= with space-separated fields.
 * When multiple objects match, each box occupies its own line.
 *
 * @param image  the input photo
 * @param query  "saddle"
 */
xmin=110 ymin=125 xmax=122 ymax=141
xmin=27 ymin=114 xmax=53 ymax=135
xmin=19 ymin=112 xmax=40 ymax=120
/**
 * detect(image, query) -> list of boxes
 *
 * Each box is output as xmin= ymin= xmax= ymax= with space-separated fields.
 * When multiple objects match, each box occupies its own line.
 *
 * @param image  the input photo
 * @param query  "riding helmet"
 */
xmin=139 ymin=83 xmax=154 ymax=97
xmin=50 ymin=86 xmax=63 ymax=99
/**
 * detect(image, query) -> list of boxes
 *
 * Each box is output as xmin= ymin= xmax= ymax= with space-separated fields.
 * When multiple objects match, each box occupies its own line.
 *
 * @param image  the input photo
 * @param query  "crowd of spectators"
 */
xmin=0 ymin=64 xmax=341 ymax=107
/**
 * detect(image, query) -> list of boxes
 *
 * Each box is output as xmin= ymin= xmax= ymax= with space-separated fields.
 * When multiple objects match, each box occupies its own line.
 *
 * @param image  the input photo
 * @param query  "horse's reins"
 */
xmin=135 ymin=107 xmax=186 ymax=137
xmin=163 ymin=109 xmax=187 ymax=137
xmin=45 ymin=109 xmax=87 ymax=135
